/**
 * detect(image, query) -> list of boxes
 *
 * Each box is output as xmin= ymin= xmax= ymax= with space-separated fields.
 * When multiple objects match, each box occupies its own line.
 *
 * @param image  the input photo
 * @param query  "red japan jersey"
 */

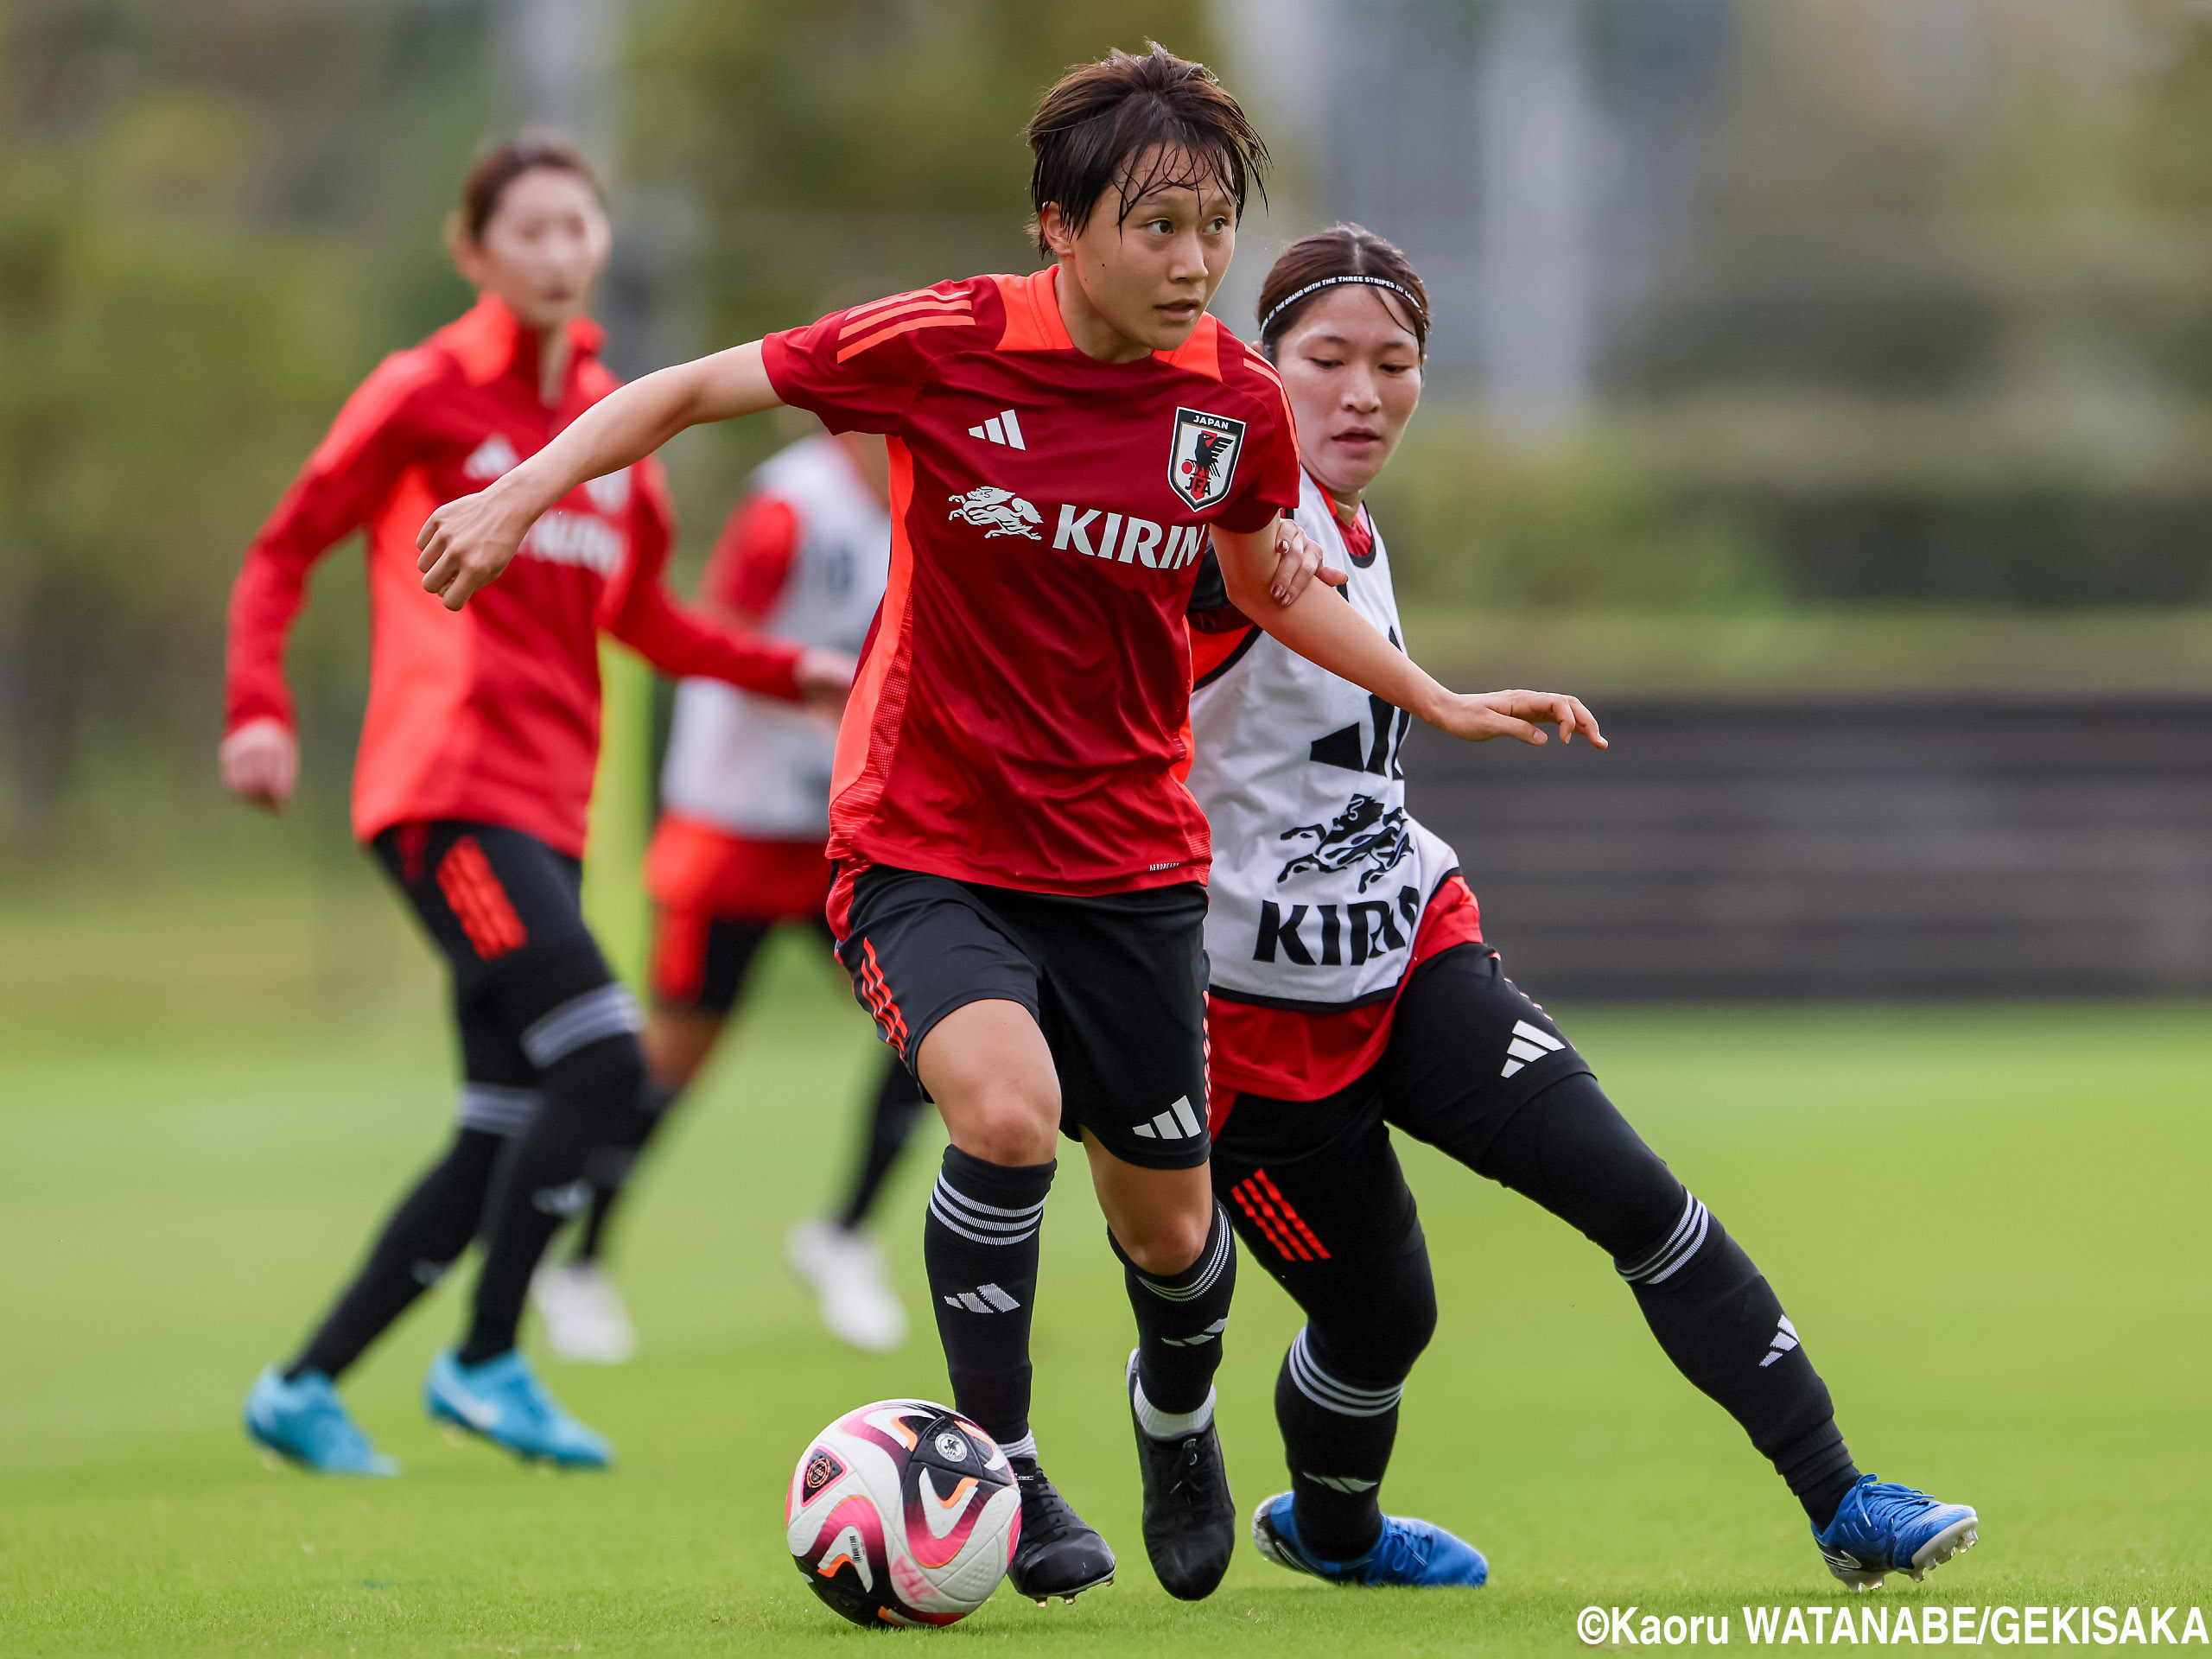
xmin=226 ymin=295 xmax=804 ymax=858
xmin=762 ymin=267 xmax=1301 ymax=908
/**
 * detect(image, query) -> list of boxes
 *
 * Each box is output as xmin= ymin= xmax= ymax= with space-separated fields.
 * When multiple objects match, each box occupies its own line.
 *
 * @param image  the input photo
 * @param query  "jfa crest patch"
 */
xmin=800 ymin=1446 xmax=847 ymax=1503
xmin=1169 ymin=408 xmax=1246 ymax=513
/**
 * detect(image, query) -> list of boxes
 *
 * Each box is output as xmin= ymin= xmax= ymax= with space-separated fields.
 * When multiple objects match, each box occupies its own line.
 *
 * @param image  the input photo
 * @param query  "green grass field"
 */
xmin=5 ymin=896 xmax=2210 ymax=1656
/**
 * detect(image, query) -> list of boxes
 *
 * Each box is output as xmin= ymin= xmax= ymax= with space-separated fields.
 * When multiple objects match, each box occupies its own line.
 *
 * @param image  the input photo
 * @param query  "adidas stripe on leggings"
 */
xmin=1208 ymin=942 xmax=1861 ymax=1562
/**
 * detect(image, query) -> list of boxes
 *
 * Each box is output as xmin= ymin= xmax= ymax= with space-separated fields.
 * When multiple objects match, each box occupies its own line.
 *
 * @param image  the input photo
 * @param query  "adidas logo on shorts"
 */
xmin=1131 ymin=1096 xmax=1205 ymax=1142
xmin=1500 ymin=1019 xmax=1565 ymax=1077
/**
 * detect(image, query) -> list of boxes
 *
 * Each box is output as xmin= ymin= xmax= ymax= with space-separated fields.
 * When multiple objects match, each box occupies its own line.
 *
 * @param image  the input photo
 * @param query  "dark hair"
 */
xmin=1025 ymin=44 xmax=1268 ymax=256
xmin=458 ymin=134 xmax=601 ymax=244
xmin=1255 ymin=224 xmax=1430 ymax=357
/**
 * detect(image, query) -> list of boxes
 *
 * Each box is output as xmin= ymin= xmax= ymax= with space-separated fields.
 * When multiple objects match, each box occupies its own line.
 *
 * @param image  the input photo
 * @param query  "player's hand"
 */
xmin=219 ymin=717 xmax=299 ymax=814
xmin=1267 ymin=519 xmax=1348 ymax=607
xmin=1422 ymin=689 xmax=1606 ymax=749
xmin=796 ymin=647 xmax=858 ymax=717
xmin=416 ymin=486 xmax=534 ymax=611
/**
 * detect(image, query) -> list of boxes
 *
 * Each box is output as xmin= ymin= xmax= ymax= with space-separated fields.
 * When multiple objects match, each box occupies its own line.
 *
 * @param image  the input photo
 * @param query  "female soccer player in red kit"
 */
xmin=414 ymin=51 xmax=1598 ymax=1604
xmin=224 ymin=139 xmax=850 ymax=1475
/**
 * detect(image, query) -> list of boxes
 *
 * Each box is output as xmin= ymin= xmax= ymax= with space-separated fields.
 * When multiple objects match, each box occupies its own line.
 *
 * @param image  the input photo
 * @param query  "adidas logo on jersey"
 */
xmin=1130 ymin=1096 xmax=1205 ymax=1142
xmin=942 ymin=1282 xmax=1021 ymax=1313
xmin=1500 ymin=1019 xmax=1566 ymax=1077
xmin=463 ymin=434 xmax=518 ymax=481
xmin=1760 ymin=1314 xmax=1800 ymax=1368
xmin=965 ymin=408 xmax=1027 ymax=449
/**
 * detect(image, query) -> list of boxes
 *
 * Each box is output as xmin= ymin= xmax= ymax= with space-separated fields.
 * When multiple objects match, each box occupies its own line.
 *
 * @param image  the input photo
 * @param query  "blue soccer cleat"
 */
xmin=1814 ymin=1474 xmax=1979 ymax=1591
xmin=243 ymin=1365 xmax=399 ymax=1477
xmin=1251 ymin=1491 xmax=1489 ymax=1588
xmin=423 ymin=1349 xmax=612 ymax=1469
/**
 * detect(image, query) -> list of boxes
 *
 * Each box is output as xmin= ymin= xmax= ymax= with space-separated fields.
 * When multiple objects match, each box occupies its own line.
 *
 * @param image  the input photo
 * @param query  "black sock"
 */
xmin=1113 ymin=1200 xmax=1236 ymax=1421
xmin=1276 ymin=1324 xmax=1402 ymax=1560
xmin=572 ymin=1079 xmax=677 ymax=1265
xmin=924 ymin=1145 xmax=1053 ymax=1447
xmin=1618 ymin=1196 xmax=1862 ymax=1529
xmin=458 ymin=1018 xmax=650 ymax=1367
xmin=287 ymin=1128 xmax=503 ymax=1382
xmin=835 ymin=1056 xmax=928 ymax=1230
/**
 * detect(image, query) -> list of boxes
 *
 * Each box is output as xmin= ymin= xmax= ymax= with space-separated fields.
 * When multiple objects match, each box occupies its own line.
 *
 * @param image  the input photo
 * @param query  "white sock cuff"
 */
xmin=1133 ymin=1377 xmax=1217 ymax=1440
xmin=998 ymin=1432 xmax=1038 ymax=1462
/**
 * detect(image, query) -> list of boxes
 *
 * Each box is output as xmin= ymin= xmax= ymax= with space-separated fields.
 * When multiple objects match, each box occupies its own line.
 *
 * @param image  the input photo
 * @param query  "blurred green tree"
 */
xmin=0 ymin=0 xmax=486 ymax=852
xmin=628 ymin=0 xmax=1221 ymax=346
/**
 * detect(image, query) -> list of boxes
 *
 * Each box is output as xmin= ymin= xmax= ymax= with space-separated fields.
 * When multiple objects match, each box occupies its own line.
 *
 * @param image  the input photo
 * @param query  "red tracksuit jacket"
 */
xmin=226 ymin=294 xmax=804 ymax=858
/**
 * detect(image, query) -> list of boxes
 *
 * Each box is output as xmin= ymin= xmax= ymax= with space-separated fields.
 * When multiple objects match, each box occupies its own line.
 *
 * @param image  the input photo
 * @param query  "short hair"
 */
xmin=1025 ymin=44 xmax=1268 ymax=256
xmin=457 ymin=133 xmax=601 ymax=244
xmin=1255 ymin=224 xmax=1431 ymax=357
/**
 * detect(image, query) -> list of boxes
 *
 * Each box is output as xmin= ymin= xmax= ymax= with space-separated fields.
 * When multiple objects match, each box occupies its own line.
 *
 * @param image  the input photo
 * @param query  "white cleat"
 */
xmin=785 ymin=1218 xmax=908 ymax=1353
xmin=529 ymin=1262 xmax=638 ymax=1364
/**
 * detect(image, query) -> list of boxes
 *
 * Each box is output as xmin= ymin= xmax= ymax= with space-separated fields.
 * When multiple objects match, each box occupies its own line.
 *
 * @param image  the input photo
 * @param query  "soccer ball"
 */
xmin=785 ymin=1398 xmax=1021 ymax=1627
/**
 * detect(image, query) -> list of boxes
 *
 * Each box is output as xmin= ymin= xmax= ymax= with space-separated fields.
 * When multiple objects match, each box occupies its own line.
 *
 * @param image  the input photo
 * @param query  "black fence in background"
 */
xmin=1401 ymin=700 xmax=2212 ymax=998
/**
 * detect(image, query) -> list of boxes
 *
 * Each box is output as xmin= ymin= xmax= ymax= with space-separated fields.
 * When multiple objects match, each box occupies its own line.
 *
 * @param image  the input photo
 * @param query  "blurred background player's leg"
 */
xmin=245 ymin=822 xmax=632 ymax=1474
xmin=538 ymin=908 xmax=925 ymax=1360
xmin=531 ymin=906 xmax=769 ymax=1363
xmin=785 ymin=918 xmax=924 ymax=1352
xmin=376 ymin=821 xmax=657 ymax=1469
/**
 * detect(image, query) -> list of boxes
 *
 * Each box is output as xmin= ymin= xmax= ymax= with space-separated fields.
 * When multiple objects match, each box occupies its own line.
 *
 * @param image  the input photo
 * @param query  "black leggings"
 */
xmin=285 ymin=822 xmax=653 ymax=1380
xmin=1211 ymin=943 xmax=1855 ymax=1559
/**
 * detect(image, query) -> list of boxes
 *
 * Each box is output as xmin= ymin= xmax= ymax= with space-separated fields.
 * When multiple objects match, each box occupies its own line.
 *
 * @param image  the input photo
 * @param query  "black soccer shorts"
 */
xmin=835 ymin=862 xmax=1212 ymax=1171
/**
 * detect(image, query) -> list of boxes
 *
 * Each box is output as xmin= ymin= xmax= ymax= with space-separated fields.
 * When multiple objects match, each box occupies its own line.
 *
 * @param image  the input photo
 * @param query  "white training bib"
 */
xmin=659 ymin=435 xmax=892 ymax=838
xmin=1187 ymin=472 xmax=1461 ymax=1011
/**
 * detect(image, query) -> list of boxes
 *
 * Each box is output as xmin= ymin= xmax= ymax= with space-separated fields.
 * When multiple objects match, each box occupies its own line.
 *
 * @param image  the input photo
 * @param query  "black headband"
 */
xmin=1260 ymin=273 xmax=1424 ymax=340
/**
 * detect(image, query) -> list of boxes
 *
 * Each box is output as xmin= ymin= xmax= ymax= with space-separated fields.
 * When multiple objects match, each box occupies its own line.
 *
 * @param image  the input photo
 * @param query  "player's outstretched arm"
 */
xmin=415 ymin=340 xmax=783 ymax=612
xmin=1214 ymin=519 xmax=1607 ymax=749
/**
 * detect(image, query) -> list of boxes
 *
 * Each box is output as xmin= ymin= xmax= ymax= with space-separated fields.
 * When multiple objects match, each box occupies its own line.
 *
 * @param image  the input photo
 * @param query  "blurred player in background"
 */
xmin=221 ymin=138 xmax=851 ymax=1476
xmin=1186 ymin=225 xmax=1980 ymax=1592
xmin=531 ymin=428 xmax=925 ymax=1363
xmin=411 ymin=47 xmax=1589 ymax=1607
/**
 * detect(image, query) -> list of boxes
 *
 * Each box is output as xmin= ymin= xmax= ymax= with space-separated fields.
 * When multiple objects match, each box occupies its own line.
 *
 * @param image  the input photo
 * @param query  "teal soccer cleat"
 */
xmin=423 ymin=1350 xmax=612 ymax=1469
xmin=1814 ymin=1475 xmax=1979 ymax=1591
xmin=1251 ymin=1491 xmax=1488 ymax=1588
xmin=243 ymin=1366 xmax=399 ymax=1477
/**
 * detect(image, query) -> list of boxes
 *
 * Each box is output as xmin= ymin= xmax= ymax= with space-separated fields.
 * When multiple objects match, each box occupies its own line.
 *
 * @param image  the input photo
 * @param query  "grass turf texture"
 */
xmin=4 ymin=927 xmax=2209 ymax=1655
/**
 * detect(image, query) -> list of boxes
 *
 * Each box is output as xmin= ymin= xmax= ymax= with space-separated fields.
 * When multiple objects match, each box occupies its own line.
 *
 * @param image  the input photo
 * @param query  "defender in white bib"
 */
xmin=1189 ymin=469 xmax=1460 ymax=1014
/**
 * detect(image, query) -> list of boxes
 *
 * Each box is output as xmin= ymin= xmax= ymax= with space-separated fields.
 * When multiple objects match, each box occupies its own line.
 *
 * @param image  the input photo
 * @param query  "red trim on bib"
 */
xmin=1205 ymin=873 xmax=1484 ymax=1121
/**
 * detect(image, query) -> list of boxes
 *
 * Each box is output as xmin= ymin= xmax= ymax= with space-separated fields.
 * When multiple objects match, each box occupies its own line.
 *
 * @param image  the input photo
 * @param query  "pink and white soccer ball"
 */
xmin=785 ymin=1398 xmax=1021 ymax=1627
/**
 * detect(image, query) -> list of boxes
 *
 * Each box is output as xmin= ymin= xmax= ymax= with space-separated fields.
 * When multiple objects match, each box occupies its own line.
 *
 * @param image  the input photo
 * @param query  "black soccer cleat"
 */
xmin=1007 ymin=1455 xmax=1116 ymax=1605
xmin=1126 ymin=1351 xmax=1236 ymax=1600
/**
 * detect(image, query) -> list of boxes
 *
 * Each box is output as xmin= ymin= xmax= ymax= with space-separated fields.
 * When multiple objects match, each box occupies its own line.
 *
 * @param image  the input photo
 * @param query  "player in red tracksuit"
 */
xmin=414 ymin=50 xmax=1595 ymax=1607
xmin=226 ymin=139 xmax=851 ymax=1477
